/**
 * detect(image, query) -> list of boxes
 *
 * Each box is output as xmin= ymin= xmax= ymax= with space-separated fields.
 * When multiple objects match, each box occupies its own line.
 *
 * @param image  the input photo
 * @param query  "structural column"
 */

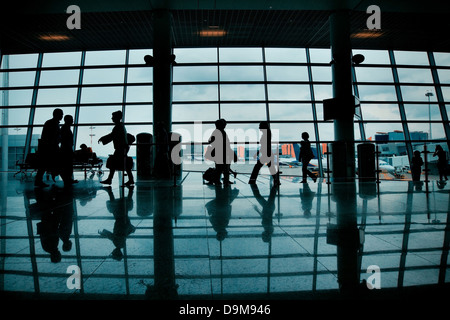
xmin=152 ymin=9 xmax=173 ymax=177
xmin=329 ymin=10 xmax=356 ymax=180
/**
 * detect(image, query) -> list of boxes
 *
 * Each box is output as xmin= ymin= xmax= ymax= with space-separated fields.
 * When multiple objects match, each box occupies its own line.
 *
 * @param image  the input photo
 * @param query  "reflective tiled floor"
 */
xmin=1 ymin=168 xmax=449 ymax=300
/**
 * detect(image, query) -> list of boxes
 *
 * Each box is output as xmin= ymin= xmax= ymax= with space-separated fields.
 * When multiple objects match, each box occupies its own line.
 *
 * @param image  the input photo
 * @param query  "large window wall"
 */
xmin=1 ymin=47 xmax=449 ymax=175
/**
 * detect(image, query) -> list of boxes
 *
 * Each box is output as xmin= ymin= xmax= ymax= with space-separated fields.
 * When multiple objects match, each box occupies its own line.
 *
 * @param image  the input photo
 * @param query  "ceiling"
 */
xmin=1 ymin=0 xmax=450 ymax=54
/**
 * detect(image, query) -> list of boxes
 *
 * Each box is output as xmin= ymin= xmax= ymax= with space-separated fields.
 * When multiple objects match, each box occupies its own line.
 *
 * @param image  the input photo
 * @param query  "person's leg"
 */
xmin=249 ymin=161 xmax=263 ymax=184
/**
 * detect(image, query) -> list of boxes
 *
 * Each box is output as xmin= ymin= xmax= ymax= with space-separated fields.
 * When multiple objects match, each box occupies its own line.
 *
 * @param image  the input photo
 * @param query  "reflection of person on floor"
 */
xmin=35 ymin=108 xmax=64 ymax=188
xmin=205 ymin=185 xmax=239 ymax=241
xmin=36 ymin=188 xmax=74 ymax=263
xmin=99 ymin=187 xmax=135 ymax=260
xmin=251 ymin=184 xmax=277 ymax=242
xmin=299 ymin=183 xmax=316 ymax=217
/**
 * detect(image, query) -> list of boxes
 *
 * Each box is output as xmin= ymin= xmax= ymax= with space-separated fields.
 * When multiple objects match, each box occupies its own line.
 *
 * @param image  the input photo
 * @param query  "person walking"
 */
xmin=35 ymin=108 xmax=64 ymax=188
xmin=98 ymin=111 xmax=135 ymax=187
xmin=411 ymin=150 xmax=424 ymax=182
xmin=248 ymin=121 xmax=280 ymax=186
xmin=299 ymin=132 xmax=317 ymax=183
xmin=433 ymin=145 xmax=448 ymax=181
xmin=60 ymin=114 xmax=79 ymax=187
xmin=208 ymin=119 xmax=235 ymax=185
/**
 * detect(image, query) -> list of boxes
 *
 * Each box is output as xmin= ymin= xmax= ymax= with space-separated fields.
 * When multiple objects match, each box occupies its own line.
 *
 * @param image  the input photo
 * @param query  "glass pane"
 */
xmin=311 ymin=67 xmax=332 ymax=82
xmin=174 ymin=66 xmax=217 ymax=82
xmin=308 ymin=49 xmax=331 ymax=63
xmin=219 ymin=48 xmax=262 ymax=62
xmin=313 ymin=85 xmax=332 ymax=101
xmin=220 ymin=66 xmax=263 ymax=81
xmin=83 ymin=68 xmax=125 ymax=84
xmin=220 ymin=104 xmax=266 ymax=121
xmin=355 ymin=67 xmax=393 ymax=82
xmin=269 ymin=104 xmax=313 ymax=121
xmin=265 ymin=48 xmax=306 ymax=63
xmin=2 ymin=89 xmax=33 ymax=106
xmin=220 ymin=84 xmax=265 ymax=101
xmin=433 ymin=52 xmax=450 ymax=66
xmin=401 ymin=86 xmax=436 ymax=102
xmin=77 ymin=125 xmax=115 ymax=158
xmin=408 ymin=122 xmax=445 ymax=140
xmin=40 ymin=70 xmax=80 ymax=86
xmin=37 ymin=88 xmax=78 ymax=105
xmin=358 ymin=85 xmax=397 ymax=101
xmin=129 ymin=49 xmax=152 ymax=64
xmin=174 ymin=48 xmax=217 ymax=63
xmin=42 ymin=52 xmax=82 ymax=67
xmin=442 ymin=87 xmax=450 ymax=101
xmin=2 ymin=54 xmax=38 ymax=69
xmin=126 ymin=85 xmax=152 ymax=103
xmin=271 ymin=122 xmax=315 ymax=142
xmin=125 ymin=104 xmax=152 ymax=123
xmin=172 ymin=104 xmax=218 ymax=122
xmin=1 ymin=108 xmax=30 ymax=127
xmin=267 ymin=84 xmax=310 ymax=101
xmin=0 ymin=71 xmax=36 ymax=87
xmin=394 ymin=51 xmax=429 ymax=65
xmin=84 ymin=50 xmax=126 ymax=66
xmin=397 ymin=68 xmax=433 ymax=83
xmin=404 ymin=104 xmax=441 ymax=120
xmin=317 ymin=122 xmax=335 ymax=142
xmin=437 ymin=69 xmax=450 ymax=84
xmin=127 ymin=67 xmax=153 ymax=83
xmin=224 ymin=123 xmax=261 ymax=144
xmin=352 ymin=50 xmax=390 ymax=65
xmin=81 ymin=86 xmax=124 ymax=104
xmin=78 ymin=105 xmax=121 ymax=124
xmin=173 ymin=84 xmax=218 ymax=102
xmin=266 ymin=66 xmax=308 ymax=81
xmin=33 ymin=106 xmax=76 ymax=125
xmin=365 ymin=123 xmax=405 ymax=142
xmin=361 ymin=104 xmax=401 ymax=120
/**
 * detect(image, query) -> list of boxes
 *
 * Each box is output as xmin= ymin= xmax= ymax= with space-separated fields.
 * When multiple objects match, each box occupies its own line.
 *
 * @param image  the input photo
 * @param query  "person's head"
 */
xmin=80 ymin=143 xmax=87 ymax=150
xmin=259 ymin=121 xmax=270 ymax=130
xmin=53 ymin=108 xmax=64 ymax=121
xmin=112 ymin=111 xmax=123 ymax=123
xmin=301 ymin=132 xmax=309 ymax=140
xmin=414 ymin=150 xmax=421 ymax=157
xmin=215 ymin=118 xmax=227 ymax=130
xmin=64 ymin=115 xmax=73 ymax=125
xmin=436 ymin=145 xmax=443 ymax=152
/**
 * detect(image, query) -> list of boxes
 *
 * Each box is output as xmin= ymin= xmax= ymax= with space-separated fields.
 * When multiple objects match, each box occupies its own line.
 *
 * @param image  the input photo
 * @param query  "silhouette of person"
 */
xmin=205 ymin=185 xmax=239 ymax=241
xmin=35 ymin=108 xmax=64 ymax=188
xmin=99 ymin=187 xmax=135 ymax=261
xmin=299 ymin=183 xmax=316 ymax=217
xmin=433 ymin=145 xmax=448 ymax=181
xmin=411 ymin=150 xmax=424 ymax=182
xmin=98 ymin=110 xmax=135 ymax=187
xmin=36 ymin=187 xmax=74 ymax=263
xmin=60 ymin=115 xmax=79 ymax=187
xmin=208 ymin=119 xmax=235 ymax=185
xmin=248 ymin=121 xmax=280 ymax=186
xmin=299 ymin=132 xmax=317 ymax=183
xmin=251 ymin=184 xmax=277 ymax=243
